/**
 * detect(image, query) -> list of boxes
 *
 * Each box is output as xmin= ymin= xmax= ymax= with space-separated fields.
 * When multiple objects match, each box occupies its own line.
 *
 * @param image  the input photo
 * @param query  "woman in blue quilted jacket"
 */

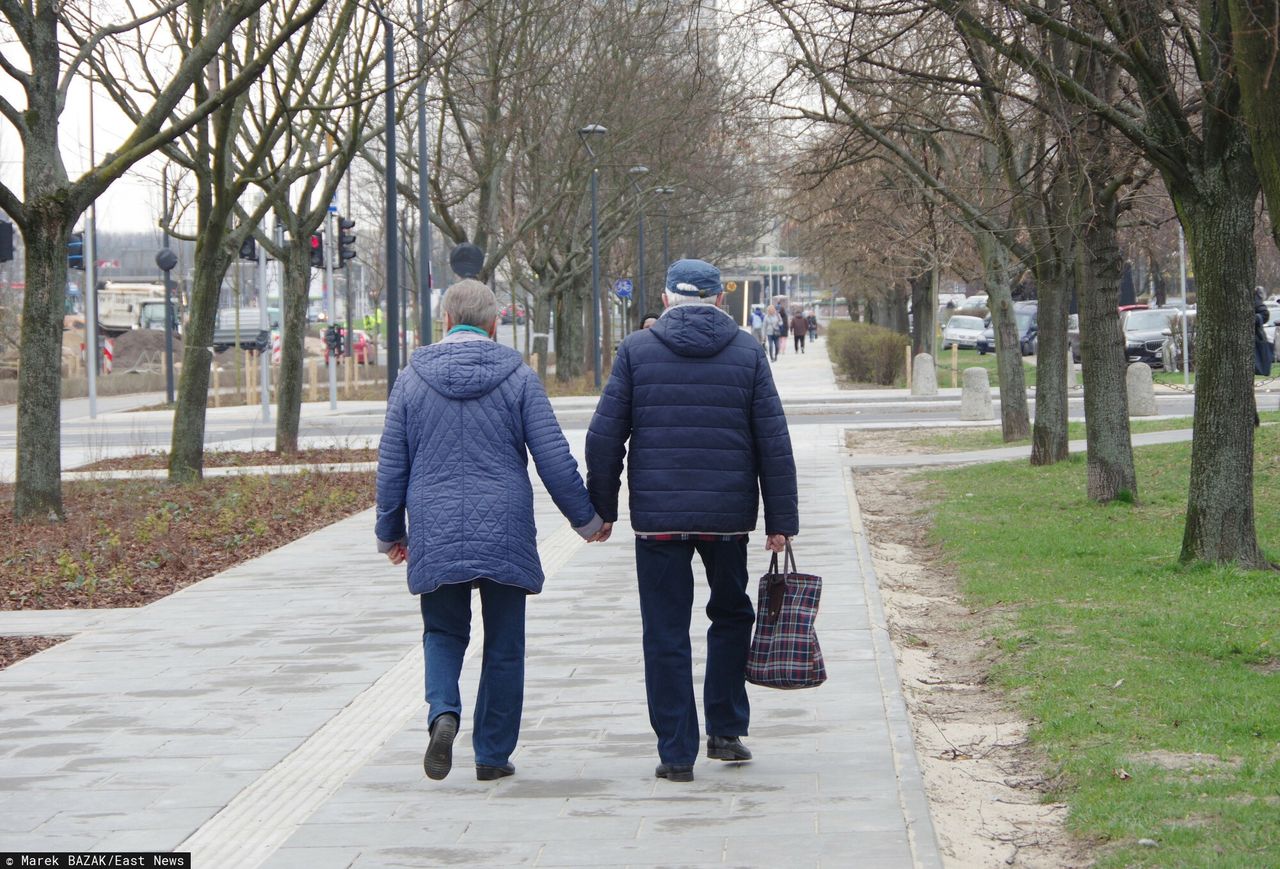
xmin=375 ymin=279 xmax=605 ymax=783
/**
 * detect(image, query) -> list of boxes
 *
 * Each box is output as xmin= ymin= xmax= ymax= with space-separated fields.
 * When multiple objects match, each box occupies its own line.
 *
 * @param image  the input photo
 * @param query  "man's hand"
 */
xmin=589 ymin=522 xmax=613 ymax=543
xmin=387 ymin=541 xmax=407 ymax=565
xmin=765 ymin=534 xmax=788 ymax=553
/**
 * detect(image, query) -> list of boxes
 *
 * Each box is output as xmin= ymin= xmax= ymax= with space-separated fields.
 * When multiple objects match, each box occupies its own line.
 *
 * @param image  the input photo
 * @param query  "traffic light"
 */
xmin=336 ymin=217 xmax=356 ymax=268
xmin=68 ymin=231 xmax=85 ymax=270
xmin=0 ymin=220 xmax=13 ymax=263
xmin=239 ymin=235 xmax=257 ymax=261
xmin=324 ymin=324 xmax=343 ymax=355
xmin=309 ymin=232 xmax=324 ymax=269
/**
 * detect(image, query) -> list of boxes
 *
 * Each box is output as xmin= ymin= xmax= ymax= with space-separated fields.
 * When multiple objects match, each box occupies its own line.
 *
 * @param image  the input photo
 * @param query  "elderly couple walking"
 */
xmin=375 ymin=259 xmax=798 ymax=784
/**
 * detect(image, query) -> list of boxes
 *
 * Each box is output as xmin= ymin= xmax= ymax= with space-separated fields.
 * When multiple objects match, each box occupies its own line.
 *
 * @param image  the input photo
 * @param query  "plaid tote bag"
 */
xmin=745 ymin=543 xmax=827 ymax=689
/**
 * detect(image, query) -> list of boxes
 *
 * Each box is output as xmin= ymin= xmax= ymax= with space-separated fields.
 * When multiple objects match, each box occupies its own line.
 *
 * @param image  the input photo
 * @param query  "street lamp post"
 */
xmin=628 ymin=166 xmax=649 ymax=327
xmin=373 ymin=1 xmax=399 ymax=394
xmin=578 ymin=124 xmax=607 ymax=388
xmin=155 ymin=248 xmax=178 ymax=405
xmin=655 ymin=186 xmax=674 ymax=272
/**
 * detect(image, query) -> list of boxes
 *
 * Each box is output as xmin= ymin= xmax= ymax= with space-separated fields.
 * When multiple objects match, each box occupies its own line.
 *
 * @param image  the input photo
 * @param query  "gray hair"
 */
xmin=663 ymin=290 xmax=721 ymax=308
xmin=442 ymin=279 xmax=500 ymax=327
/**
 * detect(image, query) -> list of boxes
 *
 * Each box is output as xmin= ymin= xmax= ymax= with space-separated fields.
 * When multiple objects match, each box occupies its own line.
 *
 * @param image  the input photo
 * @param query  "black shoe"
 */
xmin=476 ymin=762 xmax=515 ymax=781
xmin=655 ymin=762 xmax=694 ymax=782
xmin=707 ymin=736 xmax=752 ymax=761
xmin=423 ymin=713 xmax=458 ymax=781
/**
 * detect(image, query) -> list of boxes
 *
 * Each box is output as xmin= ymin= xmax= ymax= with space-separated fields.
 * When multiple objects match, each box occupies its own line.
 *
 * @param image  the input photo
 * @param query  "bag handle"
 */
xmin=784 ymin=541 xmax=798 ymax=575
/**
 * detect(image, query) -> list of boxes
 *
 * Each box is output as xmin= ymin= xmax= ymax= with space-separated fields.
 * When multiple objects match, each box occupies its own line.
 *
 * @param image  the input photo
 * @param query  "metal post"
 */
xmin=85 ymin=211 xmax=97 ymax=418
xmin=380 ymin=5 xmax=400 ymax=394
xmin=590 ymin=167 xmax=601 ymax=388
xmin=326 ymin=208 xmax=338 ymax=409
xmin=162 ymin=265 xmax=174 ymax=405
xmin=637 ymin=211 xmax=645 ymax=324
xmin=417 ymin=0 xmax=433 ymax=348
xmin=1178 ymin=224 xmax=1189 ymax=385
xmin=258 ymin=220 xmax=271 ymax=422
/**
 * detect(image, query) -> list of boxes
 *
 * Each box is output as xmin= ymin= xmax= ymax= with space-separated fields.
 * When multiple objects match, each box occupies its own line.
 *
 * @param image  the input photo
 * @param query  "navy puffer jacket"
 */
xmin=586 ymin=305 xmax=799 ymax=536
xmin=376 ymin=339 xmax=598 ymax=595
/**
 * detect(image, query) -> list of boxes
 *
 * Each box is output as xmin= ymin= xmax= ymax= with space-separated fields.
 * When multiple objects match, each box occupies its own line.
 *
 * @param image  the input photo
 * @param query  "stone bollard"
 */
xmin=960 ymin=367 xmax=994 ymax=420
xmin=912 ymin=353 xmax=938 ymax=396
xmin=1126 ymin=362 xmax=1158 ymax=416
xmin=1066 ymin=349 xmax=1076 ymax=389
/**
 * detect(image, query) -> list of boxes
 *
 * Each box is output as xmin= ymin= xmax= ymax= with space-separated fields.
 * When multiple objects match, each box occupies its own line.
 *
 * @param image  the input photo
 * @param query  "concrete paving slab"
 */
xmin=2 ymin=348 xmax=942 ymax=867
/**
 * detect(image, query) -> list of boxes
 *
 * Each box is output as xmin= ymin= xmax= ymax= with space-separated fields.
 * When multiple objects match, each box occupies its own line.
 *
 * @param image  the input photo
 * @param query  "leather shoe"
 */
xmin=476 ymin=762 xmax=515 ymax=781
xmin=423 ymin=713 xmax=458 ymax=781
xmin=706 ymin=736 xmax=752 ymax=761
xmin=655 ymin=762 xmax=694 ymax=782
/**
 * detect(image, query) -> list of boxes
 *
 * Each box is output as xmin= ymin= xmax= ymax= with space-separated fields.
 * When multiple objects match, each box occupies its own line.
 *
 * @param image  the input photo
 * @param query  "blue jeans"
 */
xmin=767 ymin=334 xmax=780 ymax=361
xmin=635 ymin=537 xmax=754 ymax=765
xmin=419 ymin=579 xmax=527 ymax=767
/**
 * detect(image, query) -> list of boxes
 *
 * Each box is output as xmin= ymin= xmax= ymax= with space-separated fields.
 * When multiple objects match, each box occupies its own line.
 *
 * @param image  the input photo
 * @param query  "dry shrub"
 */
xmin=825 ymin=320 xmax=909 ymax=385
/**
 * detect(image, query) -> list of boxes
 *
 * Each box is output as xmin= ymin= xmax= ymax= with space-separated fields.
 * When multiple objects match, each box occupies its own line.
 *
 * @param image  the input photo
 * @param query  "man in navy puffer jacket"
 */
xmin=586 ymin=259 xmax=798 ymax=782
xmin=376 ymin=279 xmax=604 ymax=783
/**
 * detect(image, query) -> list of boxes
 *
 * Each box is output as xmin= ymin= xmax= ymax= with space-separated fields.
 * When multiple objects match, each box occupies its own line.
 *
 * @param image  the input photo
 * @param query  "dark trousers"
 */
xmin=635 ymin=537 xmax=754 ymax=765
xmin=767 ymin=334 xmax=780 ymax=361
xmin=419 ymin=579 xmax=527 ymax=767
xmin=794 ymin=334 xmax=805 ymax=353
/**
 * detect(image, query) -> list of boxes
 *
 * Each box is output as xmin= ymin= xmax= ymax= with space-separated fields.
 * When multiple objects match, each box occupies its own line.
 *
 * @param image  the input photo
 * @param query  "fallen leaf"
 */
xmin=1114 ymin=768 xmax=1132 ymax=780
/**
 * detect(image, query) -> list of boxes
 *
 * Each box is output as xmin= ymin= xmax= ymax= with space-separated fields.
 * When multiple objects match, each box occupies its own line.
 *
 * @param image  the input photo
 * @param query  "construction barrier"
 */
xmin=103 ymin=338 xmax=114 ymax=374
xmin=271 ymin=331 xmax=281 ymax=365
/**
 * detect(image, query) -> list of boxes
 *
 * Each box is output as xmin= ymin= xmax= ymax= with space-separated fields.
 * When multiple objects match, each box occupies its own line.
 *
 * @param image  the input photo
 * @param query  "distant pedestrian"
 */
xmin=641 ymin=311 xmax=661 ymax=330
xmin=790 ymin=310 xmax=808 ymax=354
xmin=1254 ymin=287 xmax=1272 ymax=377
xmin=586 ymin=258 xmax=799 ymax=783
xmin=777 ymin=302 xmax=789 ymax=353
xmin=764 ymin=305 xmax=782 ymax=362
xmin=376 ymin=279 xmax=607 ymax=783
xmin=806 ymin=309 xmax=818 ymax=342
xmin=750 ymin=305 xmax=765 ymax=346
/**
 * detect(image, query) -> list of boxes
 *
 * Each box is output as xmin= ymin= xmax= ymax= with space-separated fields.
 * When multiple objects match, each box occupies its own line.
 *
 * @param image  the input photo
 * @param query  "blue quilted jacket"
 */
xmin=375 ymin=338 xmax=599 ymax=595
xmin=585 ymin=304 xmax=799 ymax=536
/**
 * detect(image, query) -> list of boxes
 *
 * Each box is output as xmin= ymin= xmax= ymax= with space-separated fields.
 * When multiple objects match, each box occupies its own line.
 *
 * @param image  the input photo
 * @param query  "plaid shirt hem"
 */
xmin=635 ymin=532 xmax=750 ymax=542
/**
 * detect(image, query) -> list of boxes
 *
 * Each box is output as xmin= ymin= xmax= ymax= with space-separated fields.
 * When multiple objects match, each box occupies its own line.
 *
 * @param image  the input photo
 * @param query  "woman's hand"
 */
xmin=387 ymin=541 xmax=407 ymax=565
xmin=589 ymin=522 xmax=613 ymax=543
xmin=765 ymin=534 xmax=788 ymax=553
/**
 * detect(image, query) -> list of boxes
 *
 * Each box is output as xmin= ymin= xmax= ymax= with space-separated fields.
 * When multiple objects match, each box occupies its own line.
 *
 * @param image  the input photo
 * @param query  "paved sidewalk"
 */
xmin=1 ymin=344 xmax=941 ymax=867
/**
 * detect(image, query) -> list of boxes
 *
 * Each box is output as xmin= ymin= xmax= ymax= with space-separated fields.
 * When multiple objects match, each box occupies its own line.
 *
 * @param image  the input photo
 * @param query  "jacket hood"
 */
xmin=650 ymin=305 xmax=740 ymax=358
xmin=409 ymin=340 xmax=524 ymax=399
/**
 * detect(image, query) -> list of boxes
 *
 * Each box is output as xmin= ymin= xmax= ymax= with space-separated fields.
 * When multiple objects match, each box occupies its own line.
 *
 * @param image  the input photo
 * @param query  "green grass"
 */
xmin=897 ymin=412 xmax=1280 ymax=453
xmin=929 ymin=347 xmax=1037 ymax=388
xmin=920 ymin=433 xmax=1280 ymax=866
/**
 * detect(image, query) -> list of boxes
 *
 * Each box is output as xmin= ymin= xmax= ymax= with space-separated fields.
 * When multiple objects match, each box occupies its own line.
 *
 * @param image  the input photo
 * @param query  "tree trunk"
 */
xmin=1076 ymin=191 xmax=1137 ymax=501
xmin=978 ymin=232 xmax=1031 ymax=441
xmin=532 ymin=291 xmax=551 ymax=381
xmin=909 ymin=270 xmax=935 ymax=357
xmin=169 ymin=237 xmax=228 ymax=481
xmin=1031 ymin=260 xmax=1070 ymax=465
xmin=554 ymin=283 xmax=584 ymax=381
xmin=275 ymin=239 xmax=312 ymax=453
xmin=1176 ymin=176 xmax=1266 ymax=566
xmin=1229 ymin=0 xmax=1280 ymax=250
xmin=14 ymin=206 xmax=71 ymax=521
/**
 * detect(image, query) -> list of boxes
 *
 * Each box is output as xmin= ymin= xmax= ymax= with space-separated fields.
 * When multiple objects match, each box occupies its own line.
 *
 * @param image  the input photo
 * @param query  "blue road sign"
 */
xmin=614 ymin=278 xmax=633 ymax=299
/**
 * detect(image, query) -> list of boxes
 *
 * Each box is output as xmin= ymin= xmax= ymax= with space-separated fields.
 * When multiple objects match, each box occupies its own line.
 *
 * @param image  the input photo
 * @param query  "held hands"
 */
xmin=588 ymin=522 xmax=613 ymax=543
xmin=765 ymin=534 xmax=788 ymax=553
xmin=386 ymin=541 xmax=407 ymax=565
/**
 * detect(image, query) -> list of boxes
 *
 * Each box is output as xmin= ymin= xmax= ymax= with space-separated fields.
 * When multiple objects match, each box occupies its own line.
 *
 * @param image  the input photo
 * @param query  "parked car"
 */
xmin=1122 ymin=307 xmax=1179 ymax=367
xmin=957 ymin=294 xmax=988 ymax=313
xmin=976 ymin=304 xmax=1038 ymax=355
xmin=941 ymin=315 xmax=985 ymax=350
xmin=499 ymin=303 xmax=527 ymax=325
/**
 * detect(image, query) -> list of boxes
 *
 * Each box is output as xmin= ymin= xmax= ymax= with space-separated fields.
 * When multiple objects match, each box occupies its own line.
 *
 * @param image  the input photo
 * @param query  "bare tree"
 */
xmin=2 ymin=0 xmax=302 ymax=520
